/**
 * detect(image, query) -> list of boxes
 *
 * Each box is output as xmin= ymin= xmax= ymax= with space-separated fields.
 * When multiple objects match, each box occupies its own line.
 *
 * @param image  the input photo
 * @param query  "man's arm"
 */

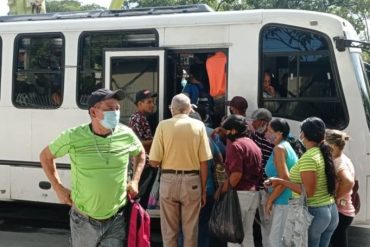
xmin=127 ymin=149 xmax=146 ymax=198
xmin=39 ymin=146 xmax=72 ymax=205
xmin=141 ymin=139 xmax=153 ymax=154
xmin=199 ymin=160 xmax=208 ymax=207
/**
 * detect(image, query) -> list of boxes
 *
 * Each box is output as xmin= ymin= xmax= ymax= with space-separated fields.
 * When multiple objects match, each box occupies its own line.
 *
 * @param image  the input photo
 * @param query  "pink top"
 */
xmin=334 ymin=154 xmax=355 ymax=217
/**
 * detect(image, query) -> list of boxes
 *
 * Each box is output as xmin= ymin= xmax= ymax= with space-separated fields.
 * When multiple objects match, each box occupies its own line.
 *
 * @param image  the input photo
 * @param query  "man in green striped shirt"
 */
xmin=40 ymin=88 xmax=146 ymax=247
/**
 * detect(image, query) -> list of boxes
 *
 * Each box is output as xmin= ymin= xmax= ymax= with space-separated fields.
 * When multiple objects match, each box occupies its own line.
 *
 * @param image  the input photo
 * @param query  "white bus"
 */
xmin=0 ymin=4 xmax=369 ymax=227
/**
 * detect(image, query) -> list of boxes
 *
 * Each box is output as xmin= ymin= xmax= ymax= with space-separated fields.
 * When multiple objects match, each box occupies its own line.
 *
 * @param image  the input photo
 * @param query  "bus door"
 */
xmin=104 ymin=49 xmax=165 ymax=130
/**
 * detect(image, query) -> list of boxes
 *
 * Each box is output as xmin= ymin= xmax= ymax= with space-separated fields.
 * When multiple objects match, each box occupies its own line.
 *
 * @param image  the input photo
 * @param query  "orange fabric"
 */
xmin=206 ymin=52 xmax=227 ymax=97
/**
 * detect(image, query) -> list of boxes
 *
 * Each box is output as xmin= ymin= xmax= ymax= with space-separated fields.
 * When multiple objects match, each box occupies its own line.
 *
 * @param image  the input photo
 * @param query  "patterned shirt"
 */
xmin=250 ymin=131 xmax=274 ymax=180
xmin=128 ymin=111 xmax=152 ymax=140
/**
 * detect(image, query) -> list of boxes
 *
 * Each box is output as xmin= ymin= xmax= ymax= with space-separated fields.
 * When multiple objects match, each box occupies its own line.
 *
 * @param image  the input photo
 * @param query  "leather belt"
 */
xmin=162 ymin=169 xmax=199 ymax=175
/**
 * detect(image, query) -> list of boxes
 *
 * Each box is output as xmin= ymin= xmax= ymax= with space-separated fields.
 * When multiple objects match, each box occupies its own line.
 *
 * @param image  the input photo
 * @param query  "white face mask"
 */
xmin=100 ymin=110 xmax=120 ymax=130
xmin=256 ymin=124 xmax=267 ymax=134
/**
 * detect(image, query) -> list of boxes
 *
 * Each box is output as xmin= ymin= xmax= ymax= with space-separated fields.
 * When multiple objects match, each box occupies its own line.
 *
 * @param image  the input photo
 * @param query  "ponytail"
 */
xmin=319 ymin=141 xmax=336 ymax=195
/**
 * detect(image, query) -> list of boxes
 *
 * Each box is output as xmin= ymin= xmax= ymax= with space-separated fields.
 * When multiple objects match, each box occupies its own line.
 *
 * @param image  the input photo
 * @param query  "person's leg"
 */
xmin=98 ymin=209 xmax=127 ymax=247
xmin=198 ymin=196 xmax=214 ymax=247
xmin=228 ymin=190 xmax=259 ymax=247
xmin=69 ymin=208 xmax=101 ymax=247
xmin=330 ymin=212 xmax=354 ymax=247
xmin=308 ymin=205 xmax=331 ymax=247
xmin=258 ymin=190 xmax=271 ymax=247
xmin=160 ymin=174 xmax=181 ymax=247
xmin=268 ymin=205 xmax=288 ymax=247
xmin=181 ymin=174 xmax=201 ymax=247
xmin=319 ymin=204 xmax=339 ymax=247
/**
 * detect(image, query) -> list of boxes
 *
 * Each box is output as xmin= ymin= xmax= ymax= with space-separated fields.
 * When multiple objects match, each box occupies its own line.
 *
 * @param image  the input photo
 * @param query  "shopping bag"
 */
xmin=282 ymin=185 xmax=313 ymax=247
xmin=208 ymin=187 xmax=244 ymax=243
xmin=147 ymin=169 xmax=160 ymax=209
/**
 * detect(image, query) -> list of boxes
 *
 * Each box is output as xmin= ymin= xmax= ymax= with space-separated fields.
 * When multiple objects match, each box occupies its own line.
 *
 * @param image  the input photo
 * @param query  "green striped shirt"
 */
xmin=289 ymin=147 xmax=335 ymax=207
xmin=49 ymin=123 xmax=143 ymax=219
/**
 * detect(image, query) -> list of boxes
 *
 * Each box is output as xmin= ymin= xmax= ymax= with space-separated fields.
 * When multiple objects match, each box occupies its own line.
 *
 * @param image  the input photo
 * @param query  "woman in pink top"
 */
xmin=325 ymin=129 xmax=355 ymax=247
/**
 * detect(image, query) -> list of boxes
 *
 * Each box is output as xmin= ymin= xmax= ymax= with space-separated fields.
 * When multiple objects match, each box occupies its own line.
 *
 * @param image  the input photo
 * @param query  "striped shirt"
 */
xmin=290 ymin=147 xmax=335 ymax=207
xmin=250 ymin=132 xmax=274 ymax=180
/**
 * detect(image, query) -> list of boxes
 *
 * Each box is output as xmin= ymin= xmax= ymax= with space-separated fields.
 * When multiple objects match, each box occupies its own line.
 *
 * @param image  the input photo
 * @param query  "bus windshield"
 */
xmin=352 ymin=53 xmax=370 ymax=131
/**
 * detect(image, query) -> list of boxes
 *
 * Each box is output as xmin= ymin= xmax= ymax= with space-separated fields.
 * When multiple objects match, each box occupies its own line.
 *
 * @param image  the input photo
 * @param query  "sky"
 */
xmin=0 ymin=0 xmax=111 ymax=16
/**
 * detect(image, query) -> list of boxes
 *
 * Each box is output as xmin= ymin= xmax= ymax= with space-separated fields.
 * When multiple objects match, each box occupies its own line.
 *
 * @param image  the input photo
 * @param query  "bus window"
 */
xmin=13 ymin=34 xmax=64 ymax=108
xmin=260 ymin=25 xmax=348 ymax=129
xmin=352 ymin=55 xmax=370 ymax=131
xmin=77 ymin=30 xmax=157 ymax=108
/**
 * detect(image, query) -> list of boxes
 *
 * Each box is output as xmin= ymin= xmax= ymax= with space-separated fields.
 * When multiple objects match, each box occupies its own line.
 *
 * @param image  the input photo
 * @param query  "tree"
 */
xmin=46 ymin=0 xmax=104 ymax=12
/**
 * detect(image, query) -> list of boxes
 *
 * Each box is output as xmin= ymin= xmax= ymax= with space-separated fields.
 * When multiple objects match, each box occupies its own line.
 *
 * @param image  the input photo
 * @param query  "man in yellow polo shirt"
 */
xmin=149 ymin=93 xmax=212 ymax=247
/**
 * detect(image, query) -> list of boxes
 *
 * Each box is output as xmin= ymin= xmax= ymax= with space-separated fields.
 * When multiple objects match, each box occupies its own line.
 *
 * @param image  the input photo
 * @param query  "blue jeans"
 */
xmin=308 ymin=204 xmax=339 ymax=247
xmin=70 ymin=207 xmax=127 ymax=247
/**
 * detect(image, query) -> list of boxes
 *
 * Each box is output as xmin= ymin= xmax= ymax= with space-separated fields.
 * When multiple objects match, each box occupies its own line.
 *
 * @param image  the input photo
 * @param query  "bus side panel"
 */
xmin=0 ymin=165 xmax=10 ymax=200
xmin=10 ymin=166 xmax=70 ymax=203
xmin=228 ymin=23 xmax=261 ymax=112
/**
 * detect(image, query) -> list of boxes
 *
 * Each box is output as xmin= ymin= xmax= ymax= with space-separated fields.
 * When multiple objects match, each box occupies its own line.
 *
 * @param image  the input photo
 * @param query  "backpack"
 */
xmin=128 ymin=199 xmax=151 ymax=247
xmin=286 ymin=136 xmax=306 ymax=158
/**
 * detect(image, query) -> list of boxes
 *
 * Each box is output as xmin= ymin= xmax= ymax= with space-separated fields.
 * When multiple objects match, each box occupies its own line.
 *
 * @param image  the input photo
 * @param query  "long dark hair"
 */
xmin=301 ymin=117 xmax=336 ymax=195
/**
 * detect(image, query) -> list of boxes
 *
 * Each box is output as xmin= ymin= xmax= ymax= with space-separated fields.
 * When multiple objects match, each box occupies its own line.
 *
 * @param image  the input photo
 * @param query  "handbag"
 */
xmin=282 ymin=185 xmax=313 ymax=247
xmin=352 ymin=179 xmax=360 ymax=215
xmin=208 ymin=183 xmax=244 ymax=243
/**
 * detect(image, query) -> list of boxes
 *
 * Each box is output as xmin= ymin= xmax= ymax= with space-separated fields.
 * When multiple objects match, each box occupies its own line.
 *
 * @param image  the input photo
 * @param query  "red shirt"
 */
xmin=225 ymin=137 xmax=262 ymax=191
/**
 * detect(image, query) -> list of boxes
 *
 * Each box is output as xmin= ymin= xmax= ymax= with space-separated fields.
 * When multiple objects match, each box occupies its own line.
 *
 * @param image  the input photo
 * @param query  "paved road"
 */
xmin=0 ymin=202 xmax=369 ymax=247
xmin=0 ymin=219 xmax=69 ymax=247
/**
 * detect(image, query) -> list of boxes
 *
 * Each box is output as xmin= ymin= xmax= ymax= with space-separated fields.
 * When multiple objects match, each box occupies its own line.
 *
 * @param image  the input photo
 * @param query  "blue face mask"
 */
xmin=181 ymin=79 xmax=187 ymax=88
xmin=100 ymin=110 xmax=120 ymax=129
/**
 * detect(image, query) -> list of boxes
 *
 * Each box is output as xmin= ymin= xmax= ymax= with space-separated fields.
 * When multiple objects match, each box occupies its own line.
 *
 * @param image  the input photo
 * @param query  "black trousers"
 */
xmin=330 ymin=212 xmax=354 ymax=247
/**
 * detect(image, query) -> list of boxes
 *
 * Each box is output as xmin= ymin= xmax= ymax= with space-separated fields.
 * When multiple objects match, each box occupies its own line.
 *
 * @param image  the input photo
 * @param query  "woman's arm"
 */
xmin=336 ymin=169 xmax=354 ymax=200
xmin=269 ymin=171 xmax=317 ymax=197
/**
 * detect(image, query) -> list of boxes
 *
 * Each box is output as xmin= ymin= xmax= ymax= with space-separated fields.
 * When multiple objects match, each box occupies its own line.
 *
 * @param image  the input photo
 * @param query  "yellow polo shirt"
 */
xmin=149 ymin=114 xmax=212 ymax=170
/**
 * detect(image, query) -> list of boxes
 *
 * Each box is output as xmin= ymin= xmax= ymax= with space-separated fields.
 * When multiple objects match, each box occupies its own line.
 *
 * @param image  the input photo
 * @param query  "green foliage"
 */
xmin=46 ymin=0 xmax=104 ymax=12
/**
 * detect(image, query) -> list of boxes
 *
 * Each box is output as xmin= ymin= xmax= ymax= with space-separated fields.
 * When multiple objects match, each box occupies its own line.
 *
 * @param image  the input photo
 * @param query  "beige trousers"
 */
xmin=159 ymin=173 xmax=201 ymax=247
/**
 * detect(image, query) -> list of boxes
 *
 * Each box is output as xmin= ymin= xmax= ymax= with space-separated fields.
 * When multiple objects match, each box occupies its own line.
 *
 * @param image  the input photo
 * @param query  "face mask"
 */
xmin=181 ymin=79 xmax=187 ymax=88
xmin=256 ymin=124 xmax=267 ymax=134
xmin=267 ymin=133 xmax=276 ymax=143
xmin=226 ymin=133 xmax=238 ymax=142
xmin=100 ymin=110 xmax=120 ymax=130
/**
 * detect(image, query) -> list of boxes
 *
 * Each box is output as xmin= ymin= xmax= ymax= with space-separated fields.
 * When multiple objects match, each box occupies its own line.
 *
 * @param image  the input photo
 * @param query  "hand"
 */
xmin=266 ymin=86 xmax=276 ymax=97
xmin=265 ymin=177 xmax=281 ymax=188
xmin=264 ymin=199 xmax=273 ymax=216
xmin=127 ymin=180 xmax=139 ymax=198
xmin=201 ymin=192 xmax=207 ymax=208
xmin=54 ymin=184 xmax=72 ymax=206
xmin=212 ymin=127 xmax=226 ymax=138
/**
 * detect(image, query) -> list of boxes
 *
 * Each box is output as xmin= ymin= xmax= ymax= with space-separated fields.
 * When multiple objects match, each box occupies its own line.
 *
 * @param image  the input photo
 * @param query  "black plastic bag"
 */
xmin=208 ymin=188 xmax=244 ymax=243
